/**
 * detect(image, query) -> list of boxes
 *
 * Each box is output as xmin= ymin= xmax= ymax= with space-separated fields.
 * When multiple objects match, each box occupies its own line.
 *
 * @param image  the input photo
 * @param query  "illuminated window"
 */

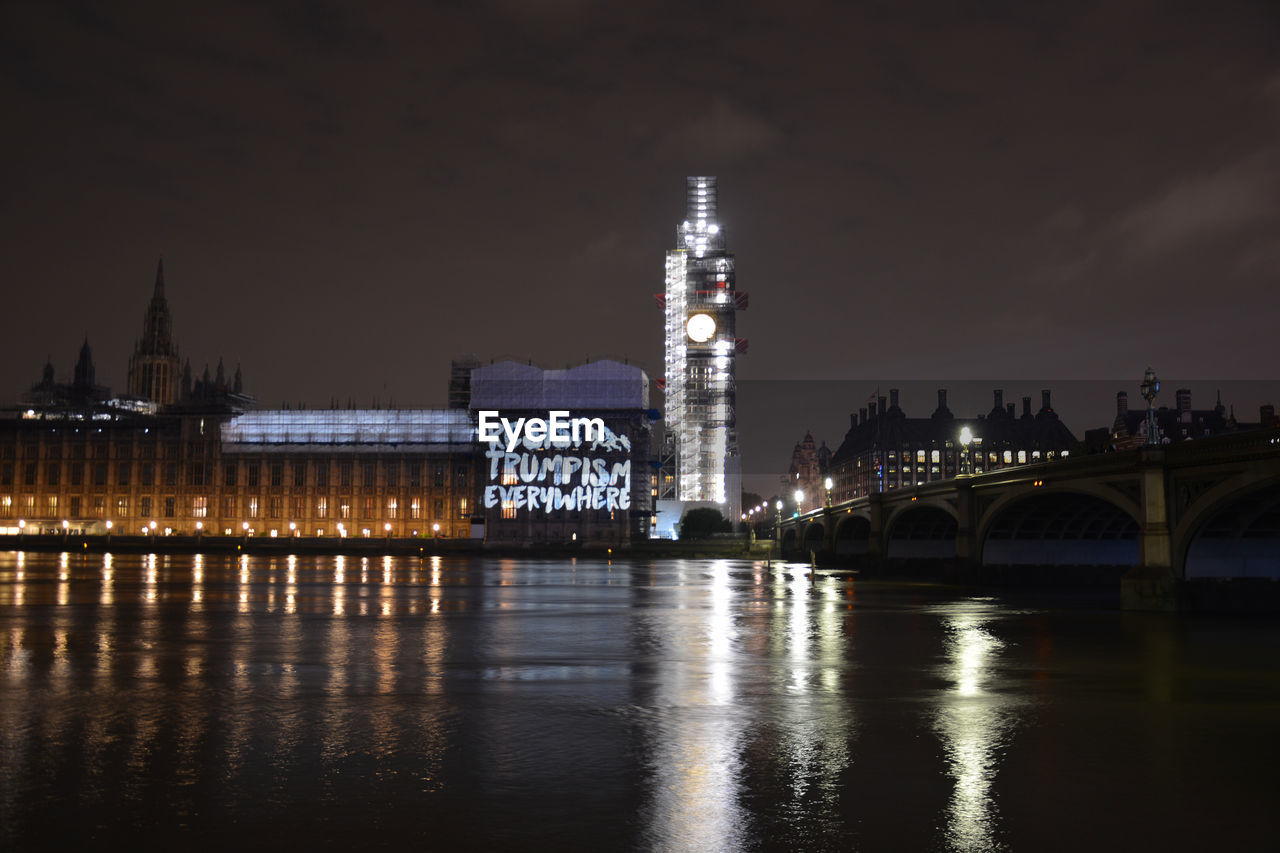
xmin=362 ymin=497 xmax=374 ymax=518
xmin=0 ymin=495 xmax=11 ymax=518
xmin=193 ymin=497 xmax=208 ymax=518
xmin=339 ymin=501 xmax=351 ymax=520
xmin=410 ymin=498 xmax=421 ymax=519
xmin=458 ymin=497 xmax=468 ymax=517
xmin=316 ymin=497 xmax=328 ymax=518
xmin=93 ymin=496 xmax=105 ymax=517
xmin=916 ymin=450 xmax=925 ymax=463
xmin=1017 ymin=451 xmax=1027 ymax=464
xmin=501 ymin=500 xmax=516 ymax=520
xmin=22 ymin=495 xmax=36 ymax=514
xmin=269 ymin=497 xmax=281 ymax=518
xmin=292 ymin=497 xmax=304 ymax=518
xmin=115 ymin=497 xmax=129 ymax=517
xmin=387 ymin=498 xmax=398 ymax=519
xmin=931 ymin=450 xmax=940 ymax=463
xmin=1032 ymin=451 xmax=1041 ymax=460
xmin=1003 ymin=451 xmax=1012 ymax=464
xmin=46 ymin=495 xmax=58 ymax=514
xmin=249 ymin=497 xmax=260 ymax=518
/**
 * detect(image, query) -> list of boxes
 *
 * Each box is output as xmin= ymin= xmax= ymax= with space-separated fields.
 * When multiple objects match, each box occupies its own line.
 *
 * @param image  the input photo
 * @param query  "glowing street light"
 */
xmin=960 ymin=426 xmax=974 ymax=475
xmin=824 ymin=476 xmax=833 ymax=508
xmin=794 ymin=489 xmax=804 ymax=513
xmin=432 ymin=522 xmax=440 ymax=537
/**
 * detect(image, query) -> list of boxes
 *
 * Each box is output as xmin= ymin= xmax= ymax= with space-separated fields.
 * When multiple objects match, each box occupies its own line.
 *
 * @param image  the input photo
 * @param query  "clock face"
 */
xmin=686 ymin=313 xmax=716 ymax=343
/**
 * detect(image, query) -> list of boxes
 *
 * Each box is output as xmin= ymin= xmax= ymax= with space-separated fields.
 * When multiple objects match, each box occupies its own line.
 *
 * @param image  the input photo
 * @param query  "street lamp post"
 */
xmin=195 ymin=520 xmax=203 ymax=545
xmin=794 ymin=489 xmax=804 ymax=515
xmin=1140 ymin=367 xmax=1161 ymax=446
xmin=959 ymin=426 xmax=974 ymax=475
xmin=104 ymin=519 xmax=112 ymax=544
xmin=824 ymin=476 xmax=833 ymax=508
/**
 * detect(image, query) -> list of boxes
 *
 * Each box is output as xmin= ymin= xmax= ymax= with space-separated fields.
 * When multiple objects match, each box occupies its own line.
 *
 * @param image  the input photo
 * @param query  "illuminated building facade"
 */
xmin=829 ymin=389 xmax=1078 ymax=501
xmin=469 ymin=360 xmax=654 ymax=545
xmin=657 ymin=176 xmax=747 ymax=529
xmin=0 ymin=408 xmax=477 ymax=539
xmin=0 ymin=360 xmax=653 ymax=545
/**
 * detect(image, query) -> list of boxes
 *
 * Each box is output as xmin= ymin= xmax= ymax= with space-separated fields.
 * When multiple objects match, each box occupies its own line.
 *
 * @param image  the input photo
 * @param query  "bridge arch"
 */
xmin=885 ymin=503 xmax=957 ymax=560
xmin=977 ymin=489 xmax=1140 ymax=566
xmin=834 ymin=513 xmax=871 ymax=556
xmin=1179 ymin=477 xmax=1280 ymax=579
xmin=801 ymin=521 xmax=826 ymax=553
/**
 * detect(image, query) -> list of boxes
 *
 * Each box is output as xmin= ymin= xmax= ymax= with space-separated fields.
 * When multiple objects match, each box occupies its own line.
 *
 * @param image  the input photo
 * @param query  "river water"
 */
xmin=1 ymin=551 xmax=1277 ymax=851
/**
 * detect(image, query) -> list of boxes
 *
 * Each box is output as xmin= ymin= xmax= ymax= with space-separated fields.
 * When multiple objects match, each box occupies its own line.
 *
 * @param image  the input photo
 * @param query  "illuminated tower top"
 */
xmin=677 ymin=176 xmax=726 ymax=257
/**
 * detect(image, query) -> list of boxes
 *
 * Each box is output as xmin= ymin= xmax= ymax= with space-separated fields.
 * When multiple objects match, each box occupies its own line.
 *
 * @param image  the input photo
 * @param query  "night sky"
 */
xmin=4 ymin=1 xmax=1278 ymax=489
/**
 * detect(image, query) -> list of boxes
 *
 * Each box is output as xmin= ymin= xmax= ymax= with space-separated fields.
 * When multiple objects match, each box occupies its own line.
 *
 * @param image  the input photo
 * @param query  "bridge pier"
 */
xmin=1122 ymin=448 xmax=1178 ymax=612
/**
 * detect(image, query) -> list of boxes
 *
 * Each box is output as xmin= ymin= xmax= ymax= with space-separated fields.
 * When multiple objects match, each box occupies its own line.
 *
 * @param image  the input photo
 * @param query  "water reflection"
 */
xmin=0 ymin=551 xmax=1277 ymax=850
xmin=932 ymin=600 xmax=1022 ymax=852
xmin=641 ymin=560 xmax=747 ymax=852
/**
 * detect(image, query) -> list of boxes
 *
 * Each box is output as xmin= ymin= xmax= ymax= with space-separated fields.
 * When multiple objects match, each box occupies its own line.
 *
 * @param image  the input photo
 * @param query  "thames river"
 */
xmin=1 ymin=551 xmax=1278 ymax=851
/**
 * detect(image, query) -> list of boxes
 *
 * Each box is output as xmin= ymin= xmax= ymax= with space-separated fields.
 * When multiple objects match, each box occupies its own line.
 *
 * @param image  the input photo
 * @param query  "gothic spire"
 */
xmin=154 ymin=256 xmax=166 ymax=301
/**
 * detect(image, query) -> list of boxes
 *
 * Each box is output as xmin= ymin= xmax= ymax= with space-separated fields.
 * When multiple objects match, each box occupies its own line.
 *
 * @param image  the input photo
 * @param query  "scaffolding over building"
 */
xmin=656 ymin=177 xmax=747 ymax=531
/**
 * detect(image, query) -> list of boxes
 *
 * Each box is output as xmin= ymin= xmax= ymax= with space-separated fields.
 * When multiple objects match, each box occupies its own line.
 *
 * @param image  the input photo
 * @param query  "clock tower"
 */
xmin=657 ymin=176 xmax=747 ymax=531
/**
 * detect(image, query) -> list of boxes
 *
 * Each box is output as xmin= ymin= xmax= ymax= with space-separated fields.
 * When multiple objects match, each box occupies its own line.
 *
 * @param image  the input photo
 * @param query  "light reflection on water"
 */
xmin=932 ymin=600 xmax=1023 ymax=852
xmin=1 ymin=551 xmax=1278 ymax=850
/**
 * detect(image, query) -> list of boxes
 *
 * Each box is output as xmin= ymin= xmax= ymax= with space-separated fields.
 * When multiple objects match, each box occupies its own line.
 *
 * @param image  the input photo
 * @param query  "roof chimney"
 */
xmin=1176 ymin=388 xmax=1191 ymax=423
xmin=1022 ymin=397 xmax=1032 ymax=418
xmin=1116 ymin=391 xmax=1128 ymax=415
xmin=889 ymin=389 xmax=900 ymax=411
xmin=1041 ymin=389 xmax=1052 ymax=412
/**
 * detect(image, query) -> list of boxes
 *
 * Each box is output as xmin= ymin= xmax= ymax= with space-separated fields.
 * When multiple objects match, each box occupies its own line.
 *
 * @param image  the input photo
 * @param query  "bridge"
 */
xmin=777 ymin=428 xmax=1280 ymax=609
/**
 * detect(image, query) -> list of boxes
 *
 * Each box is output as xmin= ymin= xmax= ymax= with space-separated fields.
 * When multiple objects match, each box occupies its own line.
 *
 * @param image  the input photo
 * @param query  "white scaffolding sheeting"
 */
xmin=221 ymin=409 xmax=475 ymax=452
xmin=469 ymin=360 xmax=649 ymax=411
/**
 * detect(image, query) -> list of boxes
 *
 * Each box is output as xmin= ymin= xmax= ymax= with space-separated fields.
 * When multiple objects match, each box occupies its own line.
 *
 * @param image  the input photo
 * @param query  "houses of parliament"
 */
xmin=1 ymin=261 xmax=652 ymax=544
